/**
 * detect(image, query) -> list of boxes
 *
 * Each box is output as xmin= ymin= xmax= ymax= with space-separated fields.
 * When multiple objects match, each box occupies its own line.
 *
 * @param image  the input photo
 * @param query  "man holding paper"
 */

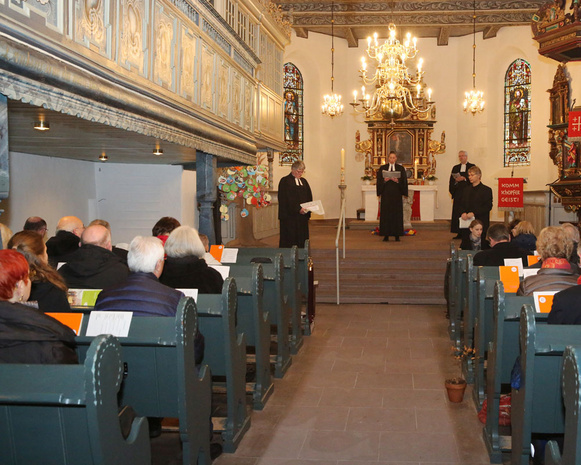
xmin=278 ymin=160 xmax=313 ymax=248
xmin=376 ymin=151 xmax=408 ymax=242
xmin=449 ymin=150 xmax=474 ymax=238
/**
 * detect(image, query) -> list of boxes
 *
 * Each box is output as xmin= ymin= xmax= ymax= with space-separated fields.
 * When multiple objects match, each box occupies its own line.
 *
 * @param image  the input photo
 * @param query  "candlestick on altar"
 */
xmin=414 ymin=159 xmax=418 ymax=179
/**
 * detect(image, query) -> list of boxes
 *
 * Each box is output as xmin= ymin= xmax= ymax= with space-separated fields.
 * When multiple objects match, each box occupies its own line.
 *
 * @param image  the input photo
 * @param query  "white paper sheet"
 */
xmin=458 ymin=217 xmax=473 ymax=229
xmin=522 ymin=268 xmax=540 ymax=279
xmin=86 ymin=311 xmax=133 ymax=337
xmin=300 ymin=200 xmax=325 ymax=215
xmin=504 ymin=258 xmax=524 ymax=277
xmin=178 ymin=288 xmax=199 ymax=302
xmin=533 ymin=291 xmax=558 ymax=313
xmin=210 ymin=265 xmax=231 ymax=280
xmin=220 ymin=248 xmax=239 ymax=263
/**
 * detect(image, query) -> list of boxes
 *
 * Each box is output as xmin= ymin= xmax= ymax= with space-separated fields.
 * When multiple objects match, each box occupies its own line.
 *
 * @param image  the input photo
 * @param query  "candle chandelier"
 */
xmin=321 ymin=1 xmax=343 ymax=118
xmin=351 ymin=23 xmax=433 ymax=120
xmin=463 ymin=1 xmax=485 ymax=114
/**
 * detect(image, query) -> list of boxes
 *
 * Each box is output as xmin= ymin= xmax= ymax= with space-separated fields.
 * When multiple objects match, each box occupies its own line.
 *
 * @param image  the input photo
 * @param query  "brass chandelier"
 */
xmin=463 ymin=1 xmax=485 ymax=114
xmin=351 ymin=23 xmax=433 ymax=120
xmin=321 ymin=1 xmax=343 ymax=118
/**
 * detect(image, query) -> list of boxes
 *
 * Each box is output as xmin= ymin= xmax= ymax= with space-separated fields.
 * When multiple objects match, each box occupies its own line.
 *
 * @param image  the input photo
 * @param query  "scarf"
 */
xmin=541 ymin=257 xmax=571 ymax=270
xmin=470 ymin=234 xmax=482 ymax=251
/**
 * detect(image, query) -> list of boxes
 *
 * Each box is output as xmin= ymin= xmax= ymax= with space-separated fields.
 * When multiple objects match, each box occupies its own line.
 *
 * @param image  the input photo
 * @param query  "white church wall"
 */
xmin=2 ymin=152 xmax=96 ymax=235
xmin=94 ymin=163 xmax=189 ymax=244
xmin=281 ymin=26 xmax=581 ymax=224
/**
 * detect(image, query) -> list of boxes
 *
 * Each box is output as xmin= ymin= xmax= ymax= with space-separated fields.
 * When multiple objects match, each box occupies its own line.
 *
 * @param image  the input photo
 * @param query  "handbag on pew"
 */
xmin=477 ymin=394 xmax=511 ymax=426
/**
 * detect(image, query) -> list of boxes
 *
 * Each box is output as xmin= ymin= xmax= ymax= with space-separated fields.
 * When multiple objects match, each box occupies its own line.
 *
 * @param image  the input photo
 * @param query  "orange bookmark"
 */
xmin=499 ymin=265 xmax=520 ymax=293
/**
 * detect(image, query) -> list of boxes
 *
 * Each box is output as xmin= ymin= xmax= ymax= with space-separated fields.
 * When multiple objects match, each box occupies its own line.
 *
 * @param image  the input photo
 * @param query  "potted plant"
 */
xmin=444 ymin=377 xmax=467 ymax=402
xmin=426 ymin=174 xmax=437 ymax=185
xmin=361 ymin=175 xmax=373 ymax=185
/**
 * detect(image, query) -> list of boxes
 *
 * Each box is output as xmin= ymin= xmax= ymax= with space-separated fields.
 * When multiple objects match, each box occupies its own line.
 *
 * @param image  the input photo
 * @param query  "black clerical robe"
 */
xmin=459 ymin=182 xmax=493 ymax=239
xmin=449 ymin=162 xmax=475 ymax=233
xmin=376 ymin=163 xmax=408 ymax=237
xmin=278 ymin=173 xmax=313 ymax=248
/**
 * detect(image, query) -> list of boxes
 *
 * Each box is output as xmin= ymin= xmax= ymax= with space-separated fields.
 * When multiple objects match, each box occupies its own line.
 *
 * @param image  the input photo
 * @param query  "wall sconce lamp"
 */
xmin=99 ymin=153 xmax=108 ymax=162
xmin=33 ymin=120 xmax=50 ymax=131
xmin=153 ymin=148 xmax=164 ymax=156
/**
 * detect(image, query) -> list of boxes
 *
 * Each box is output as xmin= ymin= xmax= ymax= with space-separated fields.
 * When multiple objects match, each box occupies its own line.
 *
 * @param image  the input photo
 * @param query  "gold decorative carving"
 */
xmin=180 ymin=28 xmax=196 ymax=99
xmin=154 ymin=11 xmax=174 ymax=86
xmin=201 ymin=45 xmax=214 ymax=111
xmin=218 ymin=60 xmax=229 ymax=117
xmin=244 ymin=81 xmax=252 ymax=130
xmin=76 ymin=0 xmax=107 ymax=50
xmin=257 ymin=0 xmax=292 ymax=38
xmin=232 ymin=72 xmax=241 ymax=124
xmin=120 ymin=0 xmax=145 ymax=73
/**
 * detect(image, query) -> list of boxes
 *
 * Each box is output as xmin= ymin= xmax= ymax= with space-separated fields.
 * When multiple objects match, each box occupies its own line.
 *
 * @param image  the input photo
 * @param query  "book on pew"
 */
xmin=86 ymin=311 xmax=133 ymax=337
xmin=504 ymin=258 xmax=524 ymax=276
xmin=68 ymin=289 xmax=102 ymax=307
xmin=178 ymin=288 xmax=198 ymax=302
xmin=210 ymin=265 xmax=230 ymax=280
xmin=210 ymin=245 xmax=224 ymax=262
xmin=532 ymin=291 xmax=557 ymax=313
xmin=527 ymin=255 xmax=540 ymax=266
xmin=46 ymin=313 xmax=84 ymax=335
xmin=220 ymin=248 xmax=238 ymax=263
xmin=499 ymin=265 xmax=520 ymax=293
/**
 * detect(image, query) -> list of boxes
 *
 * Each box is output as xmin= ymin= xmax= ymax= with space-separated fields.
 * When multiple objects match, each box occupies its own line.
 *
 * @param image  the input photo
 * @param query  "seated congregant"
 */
xmin=88 ymin=218 xmax=128 ymax=264
xmin=23 ymin=216 xmax=48 ymax=239
xmin=58 ymin=224 xmax=129 ymax=289
xmin=473 ymin=223 xmax=529 ymax=267
xmin=460 ymin=219 xmax=485 ymax=251
xmin=8 ymin=231 xmax=71 ymax=313
xmin=547 ymin=240 xmax=581 ymax=324
xmin=46 ymin=216 xmax=84 ymax=267
xmin=152 ymin=216 xmax=180 ymax=246
xmin=511 ymin=220 xmax=537 ymax=256
xmin=160 ymin=226 xmax=224 ymax=294
xmin=561 ymin=222 xmax=580 ymax=271
xmin=517 ymin=226 xmax=579 ymax=296
xmin=0 ymin=223 xmax=13 ymax=249
xmin=199 ymin=233 xmax=221 ymax=266
xmin=0 ymin=249 xmax=78 ymax=364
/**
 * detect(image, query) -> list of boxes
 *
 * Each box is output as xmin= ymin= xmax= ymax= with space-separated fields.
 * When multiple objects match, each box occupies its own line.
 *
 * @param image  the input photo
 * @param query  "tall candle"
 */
xmin=341 ymin=148 xmax=345 ymax=170
xmin=414 ymin=159 xmax=418 ymax=179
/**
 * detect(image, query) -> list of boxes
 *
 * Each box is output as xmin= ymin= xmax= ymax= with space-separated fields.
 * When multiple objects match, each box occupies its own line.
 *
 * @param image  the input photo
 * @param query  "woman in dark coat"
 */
xmin=459 ymin=166 xmax=493 ymax=245
xmin=376 ymin=151 xmax=408 ymax=241
xmin=278 ymin=160 xmax=313 ymax=248
xmin=160 ymin=226 xmax=224 ymax=294
xmin=8 ymin=230 xmax=71 ymax=313
xmin=0 ymin=249 xmax=77 ymax=364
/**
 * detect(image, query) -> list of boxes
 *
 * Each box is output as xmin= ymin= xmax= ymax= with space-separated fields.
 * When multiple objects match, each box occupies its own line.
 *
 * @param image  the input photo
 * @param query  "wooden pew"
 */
xmin=461 ymin=253 xmax=477 ymax=383
xmin=196 ymin=277 xmax=251 ymax=453
xmin=237 ymin=240 xmax=313 ymax=335
xmin=71 ymin=297 xmax=213 ymax=465
xmin=0 ymin=335 xmax=151 ymax=465
xmin=226 ymin=262 xmax=274 ymax=410
xmin=510 ymin=304 xmax=581 ymax=465
xmin=235 ymin=245 xmax=304 ymax=352
xmin=483 ymin=281 xmax=535 ymax=463
xmin=447 ymin=244 xmax=471 ymax=349
xmin=546 ymin=345 xmax=581 ymax=465
xmin=473 ymin=266 xmax=501 ymax=408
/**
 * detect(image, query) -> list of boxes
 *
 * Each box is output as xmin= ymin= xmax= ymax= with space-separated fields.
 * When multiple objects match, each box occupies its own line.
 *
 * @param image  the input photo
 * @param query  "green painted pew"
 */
xmin=196 ymin=277 xmax=251 ymax=453
xmin=546 ymin=345 xmax=581 ymax=465
xmin=0 ymin=335 xmax=151 ymax=465
xmin=226 ymin=263 xmax=274 ymax=409
xmin=235 ymin=245 xmax=304 ymax=352
xmin=510 ymin=304 xmax=581 ymax=465
xmin=461 ymin=253 xmax=477 ymax=383
xmin=447 ymin=244 xmax=471 ymax=349
xmin=67 ymin=297 xmax=213 ymax=465
xmin=483 ymin=282 xmax=535 ymax=463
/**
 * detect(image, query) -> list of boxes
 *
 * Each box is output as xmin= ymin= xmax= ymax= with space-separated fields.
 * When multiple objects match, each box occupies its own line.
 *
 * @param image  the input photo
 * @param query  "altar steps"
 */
xmin=312 ymin=248 xmax=448 ymax=305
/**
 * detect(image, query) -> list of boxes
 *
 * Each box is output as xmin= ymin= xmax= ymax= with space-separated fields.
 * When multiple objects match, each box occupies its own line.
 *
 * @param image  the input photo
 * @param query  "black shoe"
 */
xmin=147 ymin=417 xmax=163 ymax=438
xmin=210 ymin=443 xmax=223 ymax=460
xmin=383 ymin=236 xmax=389 ymax=242
xmin=395 ymin=236 xmax=400 ymax=242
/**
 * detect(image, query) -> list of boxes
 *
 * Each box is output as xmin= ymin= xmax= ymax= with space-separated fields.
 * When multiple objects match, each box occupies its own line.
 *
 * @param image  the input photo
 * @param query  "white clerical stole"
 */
xmin=295 ymin=178 xmax=303 ymax=186
xmin=460 ymin=164 xmax=467 ymax=172
xmin=390 ymin=164 xmax=395 ymax=171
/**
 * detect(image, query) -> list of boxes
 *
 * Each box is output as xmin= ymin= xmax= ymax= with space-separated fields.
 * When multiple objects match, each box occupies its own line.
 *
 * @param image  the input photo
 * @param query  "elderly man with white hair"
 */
xmin=94 ymin=236 xmax=181 ymax=316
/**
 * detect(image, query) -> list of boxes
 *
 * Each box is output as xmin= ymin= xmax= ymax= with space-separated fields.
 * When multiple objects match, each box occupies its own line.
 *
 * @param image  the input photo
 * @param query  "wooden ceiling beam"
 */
xmin=438 ymin=27 xmax=450 ymax=46
xmin=295 ymin=27 xmax=308 ymax=39
xmin=345 ymin=27 xmax=358 ymax=48
xmin=483 ymin=26 xmax=501 ymax=40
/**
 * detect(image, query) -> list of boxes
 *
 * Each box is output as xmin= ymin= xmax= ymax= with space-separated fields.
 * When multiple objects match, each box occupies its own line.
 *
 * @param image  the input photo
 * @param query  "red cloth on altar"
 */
xmin=411 ymin=190 xmax=421 ymax=221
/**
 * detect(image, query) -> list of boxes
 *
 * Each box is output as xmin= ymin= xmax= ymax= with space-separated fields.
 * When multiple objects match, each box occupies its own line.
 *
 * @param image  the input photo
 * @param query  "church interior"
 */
xmin=1 ymin=0 xmax=581 ymax=463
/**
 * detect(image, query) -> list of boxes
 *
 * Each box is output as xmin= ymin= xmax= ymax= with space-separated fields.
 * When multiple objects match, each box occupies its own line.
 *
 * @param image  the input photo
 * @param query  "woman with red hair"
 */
xmin=0 ymin=249 xmax=77 ymax=363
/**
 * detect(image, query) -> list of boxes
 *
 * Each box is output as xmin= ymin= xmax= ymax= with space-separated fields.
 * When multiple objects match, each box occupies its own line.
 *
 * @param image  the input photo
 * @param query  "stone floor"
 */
xmin=209 ymin=303 xmax=493 ymax=465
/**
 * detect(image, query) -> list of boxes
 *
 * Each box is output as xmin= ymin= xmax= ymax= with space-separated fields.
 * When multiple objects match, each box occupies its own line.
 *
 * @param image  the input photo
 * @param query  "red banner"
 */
xmin=498 ymin=178 xmax=524 ymax=211
xmin=568 ymin=110 xmax=581 ymax=141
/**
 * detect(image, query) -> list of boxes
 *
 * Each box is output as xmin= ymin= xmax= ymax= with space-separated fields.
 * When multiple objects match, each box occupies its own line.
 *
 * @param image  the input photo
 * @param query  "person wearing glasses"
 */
xmin=23 ymin=216 xmax=48 ymax=239
xmin=278 ymin=160 xmax=313 ymax=248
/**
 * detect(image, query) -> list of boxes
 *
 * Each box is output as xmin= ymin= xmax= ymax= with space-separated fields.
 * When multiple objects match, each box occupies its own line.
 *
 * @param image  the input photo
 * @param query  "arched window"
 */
xmin=504 ymin=59 xmax=532 ymax=166
xmin=281 ymin=63 xmax=303 ymax=165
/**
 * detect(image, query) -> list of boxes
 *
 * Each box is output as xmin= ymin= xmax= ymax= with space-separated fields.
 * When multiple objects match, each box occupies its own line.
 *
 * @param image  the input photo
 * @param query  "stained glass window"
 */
xmin=504 ymin=59 xmax=532 ymax=166
xmin=280 ymin=63 xmax=303 ymax=165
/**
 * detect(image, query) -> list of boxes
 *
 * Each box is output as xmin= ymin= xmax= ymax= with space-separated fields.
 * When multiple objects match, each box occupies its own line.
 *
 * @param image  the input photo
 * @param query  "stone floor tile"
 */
xmin=299 ymin=430 xmax=380 ymax=461
xmin=319 ymin=387 xmax=384 ymax=408
xmin=276 ymin=406 xmax=350 ymax=431
xmin=379 ymin=431 xmax=460 ymax=462
xmin=346 ymin=407 xmax=417 ymax=432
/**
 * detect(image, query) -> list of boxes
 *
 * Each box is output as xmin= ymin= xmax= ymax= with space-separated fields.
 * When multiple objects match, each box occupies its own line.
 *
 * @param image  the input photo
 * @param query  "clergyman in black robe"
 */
xmin=278 ymin=160 xmax=313 ymax=248
xmin=449 ymin=150 xmax=475 ymax=236
xmin=459 ymin=165 xmax=493 ymax=245
xmin=376 ymin=151 xmax=408 ymax=241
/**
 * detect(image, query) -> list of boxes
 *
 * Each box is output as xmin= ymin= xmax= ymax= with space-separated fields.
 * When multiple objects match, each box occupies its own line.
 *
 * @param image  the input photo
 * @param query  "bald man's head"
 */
xmin=81 ymin=225 xmax=112 ymax=251
xmin=56 ymin=216 xmax=85 ymax=237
